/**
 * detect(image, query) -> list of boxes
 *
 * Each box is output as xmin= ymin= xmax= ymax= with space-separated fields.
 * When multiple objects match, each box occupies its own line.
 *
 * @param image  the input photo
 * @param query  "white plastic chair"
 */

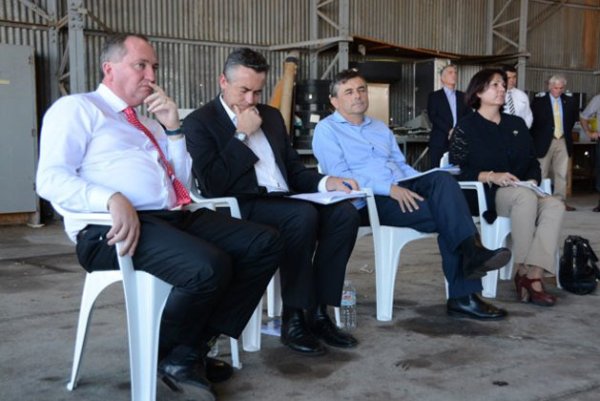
xmin=60 ymin=197 xmax=249 ymax=401
xmin=360 ymin=188 xmax=436 ymax=321
xmin=56 ymin=204 xmax=173 ymax=401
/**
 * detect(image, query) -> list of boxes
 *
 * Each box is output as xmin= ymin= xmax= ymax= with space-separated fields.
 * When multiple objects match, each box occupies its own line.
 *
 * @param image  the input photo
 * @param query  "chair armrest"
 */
xmin=52 ymin=203 xmax=113 ymax=226
xmin=362 ymin=188 xmax=381 ymax=230
xmin=457 ymin=181 xmax=488 ymax=221
xmin=189 ymin=186 xmax=242 ymax=219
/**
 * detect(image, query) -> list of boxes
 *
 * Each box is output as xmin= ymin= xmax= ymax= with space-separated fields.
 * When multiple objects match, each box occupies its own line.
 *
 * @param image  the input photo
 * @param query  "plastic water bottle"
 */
xmin=340 ymin=280 xmax=357 ymax=330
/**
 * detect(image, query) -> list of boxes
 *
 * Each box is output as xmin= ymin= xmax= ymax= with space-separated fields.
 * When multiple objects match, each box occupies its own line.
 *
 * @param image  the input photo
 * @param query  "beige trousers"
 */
xmin=538 ymin=137 xmax=569 ymax=200
xmin=495 ymin=187 xmax=565 ymax=274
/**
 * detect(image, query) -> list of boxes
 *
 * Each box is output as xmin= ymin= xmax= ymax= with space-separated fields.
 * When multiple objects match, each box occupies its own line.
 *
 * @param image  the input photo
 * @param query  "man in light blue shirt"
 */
xmin=313 ymin=69 xmax=512 ymax=320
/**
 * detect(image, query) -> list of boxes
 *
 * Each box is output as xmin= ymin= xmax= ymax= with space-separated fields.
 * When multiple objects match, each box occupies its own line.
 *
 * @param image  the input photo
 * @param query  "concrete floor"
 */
xmin=1 ymin=194 xmax=600 ymax=401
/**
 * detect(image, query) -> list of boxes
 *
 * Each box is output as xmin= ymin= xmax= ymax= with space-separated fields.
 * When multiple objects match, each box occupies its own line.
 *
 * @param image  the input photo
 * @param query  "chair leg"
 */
xmin=241 ymin=299 xmax=263 ymax=352
xmin=122 ymin=272 xmax=172 ymax=401
xmin=267 ymin=270 xmax=282 ymax=318
xmin=66 ymin=271 xmax=121 ymax=391
xmin=229 ymin=338 xmax=241 ymax=369
xmin=481 ymin=270 xmax=500 ymax=298
xmin=334 ymin=307 xmax=341 ymax=327
xmin=375 ymin=229 xmax=409 ymax=322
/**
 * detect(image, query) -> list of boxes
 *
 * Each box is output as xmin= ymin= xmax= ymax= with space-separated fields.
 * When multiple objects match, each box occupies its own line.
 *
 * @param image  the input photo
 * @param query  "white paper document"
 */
xmin=513 ymin=181 xmax=550 ymax=197
xmin=288 ymin=190 xmax=367 ymax=205
xmin=396 ymin=165 xmax=461 ymax=183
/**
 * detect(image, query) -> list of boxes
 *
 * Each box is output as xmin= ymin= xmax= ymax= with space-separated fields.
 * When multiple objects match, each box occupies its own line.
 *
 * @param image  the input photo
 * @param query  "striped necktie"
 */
xmin=123 ymin=107 xmax=191 ymax=206
xmin=506 ymin=91 xmax=516 ymax=115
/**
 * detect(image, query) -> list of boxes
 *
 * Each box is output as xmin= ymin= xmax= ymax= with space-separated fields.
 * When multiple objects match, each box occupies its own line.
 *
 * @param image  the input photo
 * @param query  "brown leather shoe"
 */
xmin=565 ymin=203 xmax=576 ymax=211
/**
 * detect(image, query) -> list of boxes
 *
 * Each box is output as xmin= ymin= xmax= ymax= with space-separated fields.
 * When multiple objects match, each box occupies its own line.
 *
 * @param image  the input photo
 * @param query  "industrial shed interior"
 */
xmin=1 ymin=1 xmax=600 ymax=401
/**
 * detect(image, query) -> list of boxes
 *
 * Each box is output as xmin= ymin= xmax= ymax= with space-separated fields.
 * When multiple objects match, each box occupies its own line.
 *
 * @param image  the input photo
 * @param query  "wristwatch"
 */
xmin=234 ymin=131 xmax=248 ymax=142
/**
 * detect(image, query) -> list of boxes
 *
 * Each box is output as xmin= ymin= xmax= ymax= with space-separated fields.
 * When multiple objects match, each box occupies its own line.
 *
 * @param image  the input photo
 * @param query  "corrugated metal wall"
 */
xmin=1 ymin=0 xmax=599 ymax=125
xmin=349 ymin=0 xmax=489 ymax=54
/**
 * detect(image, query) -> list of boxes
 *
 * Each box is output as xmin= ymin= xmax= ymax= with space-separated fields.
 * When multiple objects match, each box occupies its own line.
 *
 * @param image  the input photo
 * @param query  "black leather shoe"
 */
xmin=281 ymin=307 xmax=326 ymax=356
xmin=205 ymin=357 xmax=233 ymax=383
xmin=158 ymin=346 xmax=217 ymax=401
xmin=308 ymin=305 xmax=358 ymax=348
xmin=447 ymin=293 xmax=508 ymax=320
xmin=461 ymin=235 xmax=511 ymax=279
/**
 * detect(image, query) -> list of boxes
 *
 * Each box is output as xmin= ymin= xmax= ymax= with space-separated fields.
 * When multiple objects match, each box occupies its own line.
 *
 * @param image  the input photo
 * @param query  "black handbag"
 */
xmin=559 ymin=235 xmax=600 ymax=295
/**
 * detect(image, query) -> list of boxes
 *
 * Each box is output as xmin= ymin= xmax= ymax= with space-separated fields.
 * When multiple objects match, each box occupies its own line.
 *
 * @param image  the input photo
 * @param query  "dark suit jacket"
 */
xmin=427 ymin=88 xmax=470 ymax=150
xmin=183 ymin=96 xmax=323 ymax=198
xmin=530 ymin=92 xmax=578 ymax=158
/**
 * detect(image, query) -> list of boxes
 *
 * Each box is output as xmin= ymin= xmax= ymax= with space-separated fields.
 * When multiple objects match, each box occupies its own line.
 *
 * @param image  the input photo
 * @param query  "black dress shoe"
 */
xmin=308 ymin=305 xmax=358 ymax=348
xmin=461 ymin=235 xmax=512 ymax=279
xmin=205 ymin=357 xmax=233 ymax=383
xmin=158 ymin=346 xmax=217 ymax=401
xmin=281 ymin=307 xmax=326 ymax=356
xmin=447 ymin=293 xmax=508 ymax=320
xmin=593 ymin=200 xmax=600 ymax=212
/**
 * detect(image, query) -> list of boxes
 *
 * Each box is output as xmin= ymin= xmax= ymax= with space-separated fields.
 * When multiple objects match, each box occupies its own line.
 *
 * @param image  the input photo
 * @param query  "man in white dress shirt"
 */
xmin=502 ymin=65 xmax=533 ymax=128
xmin=579 ymin=93 xmax=600 ymax=211
xmin=36 ymin=34 xmax=283 ymax=401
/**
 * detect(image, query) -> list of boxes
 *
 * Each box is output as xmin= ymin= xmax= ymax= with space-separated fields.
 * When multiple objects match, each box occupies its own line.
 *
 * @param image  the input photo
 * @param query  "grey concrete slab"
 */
xmin=1 ymin=194 xmax=599 ymax=401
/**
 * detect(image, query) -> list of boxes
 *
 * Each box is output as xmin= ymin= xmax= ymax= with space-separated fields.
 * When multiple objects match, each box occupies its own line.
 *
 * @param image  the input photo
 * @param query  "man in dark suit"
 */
xmin=427 ymin=64 xmax=471 ymax=168
xmin=183 ymin=48 xmax=361 ymax=356
xmin=530 ymin=74 xmax=579 ymax=210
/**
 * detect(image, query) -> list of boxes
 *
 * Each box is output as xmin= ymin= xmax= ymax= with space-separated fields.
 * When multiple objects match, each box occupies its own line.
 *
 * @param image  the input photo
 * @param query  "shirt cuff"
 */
xmin=317 ymin=176 xmax=329 ymax=192
xmin=88 ymin=186 xmax=120 ymax=211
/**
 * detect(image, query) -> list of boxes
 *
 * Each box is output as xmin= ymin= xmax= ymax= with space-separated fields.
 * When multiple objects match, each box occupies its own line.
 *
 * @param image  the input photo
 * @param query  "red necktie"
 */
xmin=123 ymin=107 xmax=191 ymax=206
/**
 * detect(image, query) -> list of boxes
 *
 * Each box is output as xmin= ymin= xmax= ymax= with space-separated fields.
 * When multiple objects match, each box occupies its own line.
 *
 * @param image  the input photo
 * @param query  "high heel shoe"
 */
xmin=515 ymin=274 xmax=556 ymax=307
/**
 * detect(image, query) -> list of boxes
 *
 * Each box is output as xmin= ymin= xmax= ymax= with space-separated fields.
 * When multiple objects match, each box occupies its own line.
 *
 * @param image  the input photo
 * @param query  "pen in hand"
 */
xmin=342 ymin=181 xmax=353 ymax=191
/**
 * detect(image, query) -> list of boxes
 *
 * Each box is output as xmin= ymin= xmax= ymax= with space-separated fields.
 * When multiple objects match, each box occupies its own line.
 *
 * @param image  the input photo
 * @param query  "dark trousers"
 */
xmin=75 ymin=208 xmax=282 ymax=353
xmin=239 ymin=197 xmax=360 ymax=309
xmin=358 ymin=171 xmax=482 ymax=298
xmin=428 ymin=132 xmax=448 ymax=169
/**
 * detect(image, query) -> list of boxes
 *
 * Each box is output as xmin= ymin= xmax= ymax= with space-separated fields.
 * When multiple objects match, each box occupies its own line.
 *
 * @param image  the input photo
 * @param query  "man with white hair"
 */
xmin=530 ymin=74 xmax=579 ymax=210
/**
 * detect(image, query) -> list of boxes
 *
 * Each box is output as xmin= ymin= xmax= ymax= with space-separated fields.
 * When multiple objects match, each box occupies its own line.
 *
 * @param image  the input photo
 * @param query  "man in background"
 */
xmin=427 ymin=64 xmax=471 ymax=168
xmin=579 ymin=93 xmax=600 ymax=211
xmin=502 ymin=65 xmax=533 ymax=128
xmin=530 ymin=74 xmax=579 ymax=210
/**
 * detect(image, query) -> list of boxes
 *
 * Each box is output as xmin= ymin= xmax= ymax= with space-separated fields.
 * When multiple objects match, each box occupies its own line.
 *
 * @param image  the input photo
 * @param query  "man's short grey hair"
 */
xmin=329 ymin=68 xmax=365 ymax=97
xmin=223 ymin=48 xmax=270 ymax=80
xmin=99 ymin=33 xmax=150 ymax=77
xmin=548 ymin=74 xmax=567 ymax=87
xmin=440 ymin=64 xmax=457 ymax=75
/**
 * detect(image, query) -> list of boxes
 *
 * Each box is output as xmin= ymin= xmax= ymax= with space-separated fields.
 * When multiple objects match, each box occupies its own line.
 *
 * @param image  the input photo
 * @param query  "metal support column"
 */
xmin=485 ymin=0 xmax=494 ymax=54
xmin=68 ymin=0 xmax=86 ymax=94
xmin=337 ymin=0 xmax=349 ymax=71
xmin=47 ymin=0 xmax=61 ymax=102
xmin=487 ymin=0 xmax=529 ymax=87
xmin=517 ymin=0 xmax=529 ymax=88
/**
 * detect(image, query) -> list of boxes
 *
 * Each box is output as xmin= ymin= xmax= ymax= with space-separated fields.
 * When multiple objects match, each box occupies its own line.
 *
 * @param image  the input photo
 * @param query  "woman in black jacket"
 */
xmin=450 ymin=68 xmax=565 ymax=307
